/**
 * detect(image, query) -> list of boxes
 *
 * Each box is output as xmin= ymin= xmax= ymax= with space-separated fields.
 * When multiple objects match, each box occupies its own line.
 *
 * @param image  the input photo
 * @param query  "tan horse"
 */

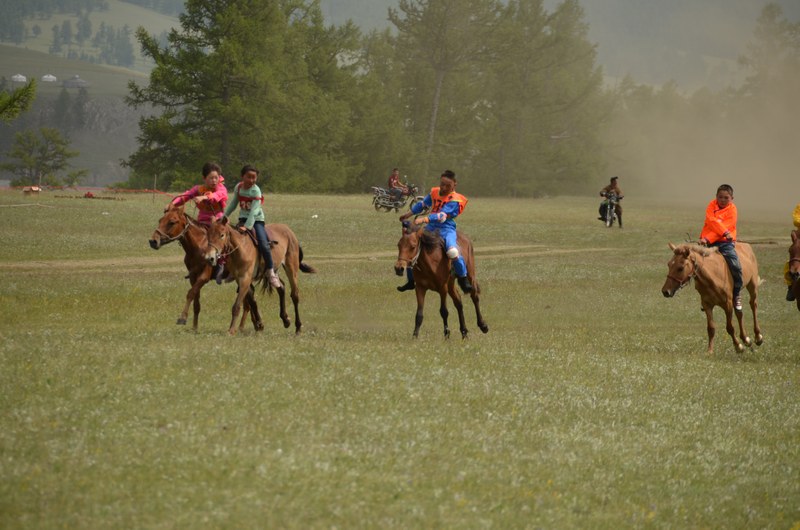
xmin=789 ymin=230 xmax=800 ymax=311
xmin=395 ymin=223 xmax=488 ymax=338
xmin=149 ymin=204 xmax=260 ymax=331
xmin=662 ymin=242 xmax=763 ymax=354
xmin=204 ymin=217 xmax=316 ymax=335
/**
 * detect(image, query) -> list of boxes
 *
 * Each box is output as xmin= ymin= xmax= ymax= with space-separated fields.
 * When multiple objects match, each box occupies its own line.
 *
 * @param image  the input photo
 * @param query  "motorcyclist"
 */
xmin=388 ymin=168 xmax=409 ymax=200
xmin=598 ymin=176 xmax=624 ymax=228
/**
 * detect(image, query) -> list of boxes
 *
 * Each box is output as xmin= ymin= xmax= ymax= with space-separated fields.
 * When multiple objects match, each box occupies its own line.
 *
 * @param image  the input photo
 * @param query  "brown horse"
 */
xmin=789 ymin=230 xmax=800 ymax=311
xmin=204 ymin=217 xmax=316 ymax=335
xmin=149 ymin=204 xmax=261 ymax=331
xmin=395 ymin=223 xmax=488 ymax=338
xmin=662 ymin=242 xmax=763 ymax=354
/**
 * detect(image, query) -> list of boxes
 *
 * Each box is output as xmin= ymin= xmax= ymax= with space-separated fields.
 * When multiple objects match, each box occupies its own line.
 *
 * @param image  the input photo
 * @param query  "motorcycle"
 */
xmin=598 ymin=191 xmax=623 ymax=228
xmin=371 ymin=180 xmax=424 ymax=212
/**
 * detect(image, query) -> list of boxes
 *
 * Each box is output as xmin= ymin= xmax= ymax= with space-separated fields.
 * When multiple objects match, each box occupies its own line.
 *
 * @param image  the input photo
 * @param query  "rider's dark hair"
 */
xmin=241 ymin=164 xmax=259 ymax=176
xmin=717 ymin=184 xmax=734 ymax=195
xmin=441 ymin=170 xmax=456 ymax=180
xmin=202 ymin=162 xmax=221 ymax=177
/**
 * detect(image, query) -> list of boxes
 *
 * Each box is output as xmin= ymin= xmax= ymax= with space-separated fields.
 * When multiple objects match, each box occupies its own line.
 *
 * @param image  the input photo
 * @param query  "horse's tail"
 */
xmin=299 ymin=245 xmax=317 ymax=274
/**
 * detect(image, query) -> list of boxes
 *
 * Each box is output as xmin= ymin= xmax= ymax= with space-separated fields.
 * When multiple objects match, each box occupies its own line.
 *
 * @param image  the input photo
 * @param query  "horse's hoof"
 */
xmin=743 ymin=337 xmax=752 ymax=348
xmin=282 ymin=318 xmax=291 ymax=329
xmin=255 ymin=322 xmax=264 ymax=332
xmin=444 ymin=330 xmax=450 ymax=339
xmin=479 ymin=324 xmax=489 ymax=334
xmin=735 ymin=344 xmax=745 ymax=353
xmin=461 ymin=331 xmax=469 ymax=340
xmin=228 ymin=330 xmax=237 ymax=336
xmin=176 ymin=318 xmax=187 ymax=325
xmin=755 ymin=334 xmax=764 ymax=346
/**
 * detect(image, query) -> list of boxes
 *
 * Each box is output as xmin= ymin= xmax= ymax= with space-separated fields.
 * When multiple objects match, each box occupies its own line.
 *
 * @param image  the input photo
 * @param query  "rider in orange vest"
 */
xmin=699 ymin=184 xmax=743 ymax=311
xmin=398 ymin=170 xmax=472 ymax=293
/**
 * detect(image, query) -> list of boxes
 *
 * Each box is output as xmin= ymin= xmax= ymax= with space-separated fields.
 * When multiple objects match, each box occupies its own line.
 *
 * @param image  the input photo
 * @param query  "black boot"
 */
xmin=214 ymin=264 xmax=226 ymax=285
xmin=457 ymin=276 xmax=473 ymax=294
xmin=788 ymin=286 xmax=796 ymax=302
xmin=397 ymin=279 xmax=415 ymax=292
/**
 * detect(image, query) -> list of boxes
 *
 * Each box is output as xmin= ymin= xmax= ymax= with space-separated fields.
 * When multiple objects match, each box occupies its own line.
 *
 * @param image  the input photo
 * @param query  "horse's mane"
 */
xmin=675 ymin=243 xmax=716 ymax=256
xmin=418 ymin=229 xmax=444 ymax=252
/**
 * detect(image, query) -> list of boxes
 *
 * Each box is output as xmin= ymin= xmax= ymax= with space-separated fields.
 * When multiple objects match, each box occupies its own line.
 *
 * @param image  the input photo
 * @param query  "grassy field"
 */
xmin=0 ymin=190 xmax=798 ymax=528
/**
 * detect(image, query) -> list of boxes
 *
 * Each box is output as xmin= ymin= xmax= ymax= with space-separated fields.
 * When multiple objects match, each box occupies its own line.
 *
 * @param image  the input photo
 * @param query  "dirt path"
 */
xmin=0 ymin=244 xmax=618 ymax=274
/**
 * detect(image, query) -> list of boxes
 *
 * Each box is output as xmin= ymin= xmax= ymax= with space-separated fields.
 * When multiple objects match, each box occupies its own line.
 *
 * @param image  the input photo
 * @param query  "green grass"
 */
xmin=1 ymin=190 xmax=798 ymax=528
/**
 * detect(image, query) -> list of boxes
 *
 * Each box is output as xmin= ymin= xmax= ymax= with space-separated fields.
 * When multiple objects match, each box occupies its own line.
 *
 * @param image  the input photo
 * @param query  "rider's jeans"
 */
xmin=712 ymin=241 xmax=743 ymax=298
xmin=245 ymin=220 xmax=274 ymax=271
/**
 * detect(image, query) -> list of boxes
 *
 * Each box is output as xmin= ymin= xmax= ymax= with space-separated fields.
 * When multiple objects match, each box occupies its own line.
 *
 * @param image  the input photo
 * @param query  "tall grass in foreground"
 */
xmin=0 ymin=190 xmax=798 ymax=528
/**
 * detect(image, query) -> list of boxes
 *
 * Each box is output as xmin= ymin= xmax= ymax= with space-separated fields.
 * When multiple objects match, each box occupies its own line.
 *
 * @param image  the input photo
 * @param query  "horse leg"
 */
xmin=447 ymin=282 xmax=468 ymax=339
xmin=469 ymin=281 xmax=489 ymax=334
xmin=747 ymin=283 xmax=763 ymax=346
xmin=243 ymin=286 xmax=264 ymax=332
xmin=413 ymin=288 xmax=426 ymax=338
xmin=723 ymin=307 xmax=743 ymax=353
xmin=276 ymin=283 xmax=291 ymax=328
xmin=703 ymin=306 xmax=716 ymax=355
xmin=228 ymin=277 xmax=252 ymax=335
xmin=438 ymin=289 xmax=452 ymax=339
xmin=285 ymin=265 xmax=303 ymax=335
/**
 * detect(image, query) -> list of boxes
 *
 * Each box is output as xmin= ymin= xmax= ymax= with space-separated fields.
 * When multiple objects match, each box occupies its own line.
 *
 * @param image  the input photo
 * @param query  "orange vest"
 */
xmin=700 ymin=199 xmax=737 ymax=243
xmin=430 ymin=187 xmax=468 ymax=215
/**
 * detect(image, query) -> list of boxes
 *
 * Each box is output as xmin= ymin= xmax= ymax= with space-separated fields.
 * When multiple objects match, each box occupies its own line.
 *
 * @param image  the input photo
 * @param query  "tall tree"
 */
xmin=389 ymin=0 xmax=502 ymax=177
xmin=1 ymin=127 xmax=87 ymax=187
xmin=125 ymin=0 xmax=360 ymax=192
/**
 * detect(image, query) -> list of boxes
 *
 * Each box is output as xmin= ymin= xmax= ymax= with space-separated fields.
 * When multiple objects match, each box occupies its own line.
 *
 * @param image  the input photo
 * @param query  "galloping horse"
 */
xmin=789 ymin=230 xmax=800 ymax=311
xmin=662 ymin=242 xmax=763 ymax=354
xmin=395 ymin=222 xmax=488 ymax=338
xmin=149 ymin=204 xmax=260 ymax=331
xmin=204 ymin=217 xmax=317 ymax=335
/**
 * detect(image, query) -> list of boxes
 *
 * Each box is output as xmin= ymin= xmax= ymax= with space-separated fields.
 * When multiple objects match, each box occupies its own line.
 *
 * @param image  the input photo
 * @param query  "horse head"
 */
xmin=204 ymin=217 xmax=231 ymax=266
xmin=662 ymin=243 xmax=698 ymax=297
xmin=150 ymin=203 xmax=188 ymax=249
xmin=395 ymin=223 xmax=420 ymax=276
xmin=790 ymin=230 xmax=800 ymax=281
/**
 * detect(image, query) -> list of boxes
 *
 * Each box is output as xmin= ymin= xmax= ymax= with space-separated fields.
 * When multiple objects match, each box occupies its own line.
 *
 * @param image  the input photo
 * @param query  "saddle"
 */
xmin=235 ymin=222 xmax=278 ymax=248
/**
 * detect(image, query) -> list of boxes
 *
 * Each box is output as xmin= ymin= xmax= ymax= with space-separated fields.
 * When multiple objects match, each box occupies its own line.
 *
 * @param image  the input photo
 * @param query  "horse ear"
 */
xmin=668 ymin=242 xmax=676 ymax=251
xmin=402 ymin=220 xmax=411 ymax=233
xmin=221 ymin=216 xmax=229 ymax=226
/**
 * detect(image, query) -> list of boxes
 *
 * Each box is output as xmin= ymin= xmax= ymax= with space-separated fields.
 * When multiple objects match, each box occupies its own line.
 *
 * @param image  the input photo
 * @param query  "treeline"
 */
xmin=0 ymin=0 xmax=106 ymax=44
xmin=49 ymin=21 xmax=137 ymax=67
xmin=124 ymin=0 xmax=611 ymax=195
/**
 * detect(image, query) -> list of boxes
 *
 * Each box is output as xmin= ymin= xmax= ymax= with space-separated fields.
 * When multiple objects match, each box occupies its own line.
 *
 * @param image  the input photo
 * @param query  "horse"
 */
xmin=395 ymin=222 xmax=489 ymax=338
xmin=204 ymin=217 xmax=317 ymax=335
xmin=661 ymin=242 xmax=763 ymax=354
xmin=149 ymin=204 xmax=261 ymax=331
xmin=789 ymin=230 xmax=800 ymax=311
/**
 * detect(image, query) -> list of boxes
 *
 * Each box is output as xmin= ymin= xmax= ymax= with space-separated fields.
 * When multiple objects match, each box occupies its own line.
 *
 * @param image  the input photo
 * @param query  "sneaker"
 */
xmin=787 ymin=286 xmax=796 ymax=302
xmin=734 ymin=295 xmax=743 ymax=311
xmin=268 ymin=271 xmax=282 ymax=288
xmin=397 ymin=280 xmax=415 ymax=292
xmin=457 ymin=276 xmax=473 ymax=294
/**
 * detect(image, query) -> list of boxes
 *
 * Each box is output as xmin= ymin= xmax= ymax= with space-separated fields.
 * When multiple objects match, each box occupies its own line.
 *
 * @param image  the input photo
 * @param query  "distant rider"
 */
xmin=599 ymin=175 xmax=624 ymax=228
xmin=388 ymin=168 xmax=408 ymax=200
xmin=783 ymin=201 xmax=800 ymax=301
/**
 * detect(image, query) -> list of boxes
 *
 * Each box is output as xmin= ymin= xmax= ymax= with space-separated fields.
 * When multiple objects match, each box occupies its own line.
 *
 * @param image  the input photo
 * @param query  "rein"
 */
xmin=155 ymin=212 xmax=194 ymax=243
xmin=208 ymin=226 xmax=241 ymax=260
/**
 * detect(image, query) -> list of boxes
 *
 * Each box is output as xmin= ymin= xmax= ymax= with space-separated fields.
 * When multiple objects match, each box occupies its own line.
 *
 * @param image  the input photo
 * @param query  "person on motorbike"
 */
xmin=599 ymin=176 xmax=624 ymax=228
xmin=388 ymin=168 xmax=409 ymax=200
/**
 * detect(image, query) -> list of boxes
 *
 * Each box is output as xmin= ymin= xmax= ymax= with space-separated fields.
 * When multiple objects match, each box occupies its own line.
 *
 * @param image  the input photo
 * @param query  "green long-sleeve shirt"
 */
xmin=224 ymin=183 xmax=265 ymax=229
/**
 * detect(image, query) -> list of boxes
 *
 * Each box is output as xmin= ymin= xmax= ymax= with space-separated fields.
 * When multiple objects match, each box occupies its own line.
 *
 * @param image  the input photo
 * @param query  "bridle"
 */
xmin=397 ymin=232 xmax=422 ymax=270
xmin=207 ymin=225 xmax=240 ymax=260
xmin=154 ymin=212 xmax=193 ymax=243
xmin=667 ymin=252 xmax=701 ymax=291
